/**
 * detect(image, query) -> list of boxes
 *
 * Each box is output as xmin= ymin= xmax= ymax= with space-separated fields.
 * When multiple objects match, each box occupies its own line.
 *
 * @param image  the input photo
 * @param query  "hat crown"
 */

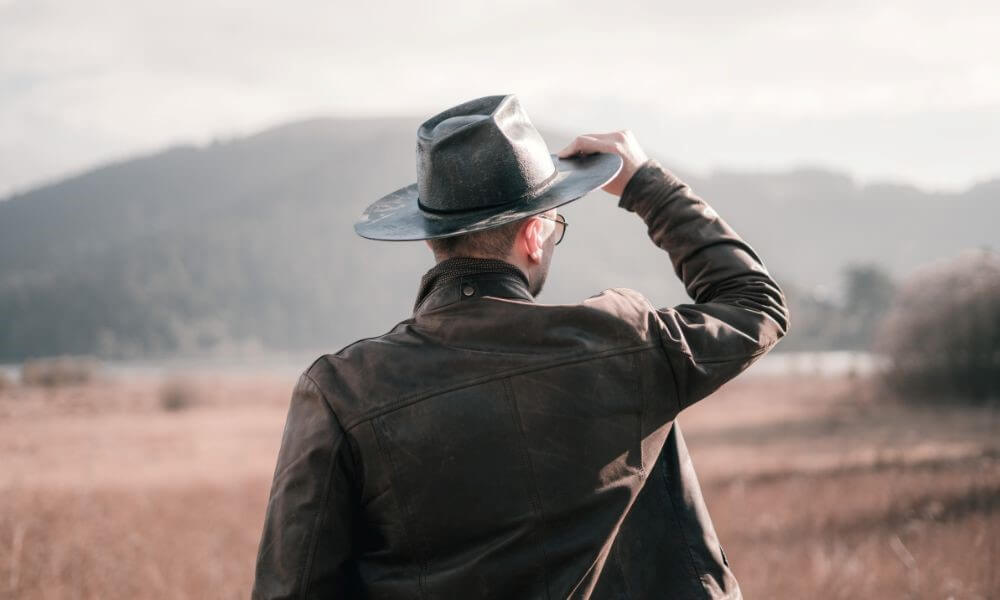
xmin=416 ymin=95 xmax=556 ymax=213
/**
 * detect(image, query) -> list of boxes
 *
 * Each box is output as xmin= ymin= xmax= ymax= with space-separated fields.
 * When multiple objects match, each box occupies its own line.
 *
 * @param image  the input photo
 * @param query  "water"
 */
xmin=748 ymin=351 xmax=889 ymax=377
xmin=1 ymin=350 xmax=887 ymax=382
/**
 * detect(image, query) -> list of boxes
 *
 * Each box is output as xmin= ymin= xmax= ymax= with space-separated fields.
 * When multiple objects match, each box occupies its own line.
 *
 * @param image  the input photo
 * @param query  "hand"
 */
xmin=557 ymin=130 xmax=649 ymax=197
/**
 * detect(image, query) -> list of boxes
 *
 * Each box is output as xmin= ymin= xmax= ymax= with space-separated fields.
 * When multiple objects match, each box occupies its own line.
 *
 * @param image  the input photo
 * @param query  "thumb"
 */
xmin=556 ymin=138 xmax=580 ymax=158
xmin=557 ymin=136 xmax=592 ymax=158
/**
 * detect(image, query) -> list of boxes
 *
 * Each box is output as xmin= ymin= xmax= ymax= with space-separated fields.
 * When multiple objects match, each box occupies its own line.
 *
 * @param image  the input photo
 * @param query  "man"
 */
xmin=252 ymin=94 xmax=789 ymax=599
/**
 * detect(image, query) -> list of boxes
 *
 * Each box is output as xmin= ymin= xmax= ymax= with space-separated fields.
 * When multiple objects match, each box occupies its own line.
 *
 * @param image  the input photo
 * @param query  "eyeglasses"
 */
xmin=537 ymin=213 xmax=568 ymax=245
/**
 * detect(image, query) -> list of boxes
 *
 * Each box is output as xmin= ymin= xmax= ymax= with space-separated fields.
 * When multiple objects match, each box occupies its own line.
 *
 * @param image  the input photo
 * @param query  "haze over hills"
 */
xmin=1 ymin=117 xmax=996 ymax=361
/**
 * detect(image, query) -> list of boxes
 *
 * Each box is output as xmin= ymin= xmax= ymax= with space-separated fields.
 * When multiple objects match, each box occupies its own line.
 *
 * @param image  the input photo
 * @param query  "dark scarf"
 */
xmin=414 ymin=257 xmax=529 ymax=311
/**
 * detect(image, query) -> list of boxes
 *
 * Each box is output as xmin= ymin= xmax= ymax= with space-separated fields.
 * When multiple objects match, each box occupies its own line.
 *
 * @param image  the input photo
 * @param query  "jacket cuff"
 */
xmin=617 ymin=159 xmax=687 ymax=215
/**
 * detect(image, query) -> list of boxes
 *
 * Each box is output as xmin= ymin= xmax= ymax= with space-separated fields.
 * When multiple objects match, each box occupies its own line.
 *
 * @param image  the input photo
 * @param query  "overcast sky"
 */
xmin=2 ymin=0 xmax=998 ymax=196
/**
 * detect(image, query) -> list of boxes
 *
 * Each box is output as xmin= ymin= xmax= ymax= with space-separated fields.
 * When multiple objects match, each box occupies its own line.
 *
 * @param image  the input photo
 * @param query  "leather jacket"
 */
xmin=252 ymin=160 xmax=790 ymax=599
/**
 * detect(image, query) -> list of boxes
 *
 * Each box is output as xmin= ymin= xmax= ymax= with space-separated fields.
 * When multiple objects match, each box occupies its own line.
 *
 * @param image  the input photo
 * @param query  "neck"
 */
xmin=435 ymin=253 xmax=532 ymax=284
xmin=415 ymin=256 xmax=530 ymax=312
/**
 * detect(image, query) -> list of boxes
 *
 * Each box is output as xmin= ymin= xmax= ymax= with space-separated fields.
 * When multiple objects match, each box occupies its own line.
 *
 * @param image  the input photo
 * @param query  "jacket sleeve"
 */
xmin=618 ymin=160 xmax=790 ymax=411
xmin=252 ymin=368 xmax=359 ymax=599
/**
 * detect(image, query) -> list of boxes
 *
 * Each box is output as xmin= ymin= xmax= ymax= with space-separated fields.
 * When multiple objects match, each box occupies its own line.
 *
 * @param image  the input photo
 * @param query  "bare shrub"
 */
xmin=874 ymin=249 xmax=1000 ymax=402
xmin=21 ymin=356 xmax=101 ymax=387
xmin=159 ymin=377 xmax=200 ymax=412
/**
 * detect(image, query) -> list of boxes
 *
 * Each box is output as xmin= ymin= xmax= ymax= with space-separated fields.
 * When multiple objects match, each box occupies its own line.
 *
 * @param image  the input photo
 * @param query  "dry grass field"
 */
xmin=0 ymin=369 xmax=996 ymax=599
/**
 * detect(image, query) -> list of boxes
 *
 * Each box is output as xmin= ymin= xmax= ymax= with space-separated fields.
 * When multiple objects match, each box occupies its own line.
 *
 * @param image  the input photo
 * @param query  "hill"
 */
xmin=1 ymin=118 xmax=996 ymax=360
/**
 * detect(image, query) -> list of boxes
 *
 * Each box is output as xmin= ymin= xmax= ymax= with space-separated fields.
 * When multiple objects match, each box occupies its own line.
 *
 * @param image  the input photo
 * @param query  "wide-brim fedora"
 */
xmin=354 ymin=94 xmax=622 ymax=241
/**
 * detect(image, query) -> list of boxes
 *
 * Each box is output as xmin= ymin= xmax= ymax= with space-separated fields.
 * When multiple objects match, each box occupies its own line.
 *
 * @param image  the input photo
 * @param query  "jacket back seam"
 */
xmin=369 ymin=419 xmax=430 ymax=599
xmin=341 ymin=342 xmax=658 ymax=431
xmin=502 ymin=377 xmax=554 ymax=600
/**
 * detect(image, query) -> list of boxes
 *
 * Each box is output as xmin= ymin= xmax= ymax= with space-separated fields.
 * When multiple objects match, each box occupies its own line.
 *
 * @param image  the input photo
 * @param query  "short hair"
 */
xmin=427 ymin=218 xmax=524 ymax=261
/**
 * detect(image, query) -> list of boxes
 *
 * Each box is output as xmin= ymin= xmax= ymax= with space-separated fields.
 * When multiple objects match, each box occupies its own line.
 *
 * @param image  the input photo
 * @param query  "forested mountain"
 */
xmin=1 ymin=117 xmax=996 ymax=360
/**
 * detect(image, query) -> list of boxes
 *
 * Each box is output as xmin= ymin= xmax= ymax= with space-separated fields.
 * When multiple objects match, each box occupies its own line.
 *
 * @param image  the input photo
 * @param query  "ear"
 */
xmin=519 ymin=217 xmax=548 ymax=264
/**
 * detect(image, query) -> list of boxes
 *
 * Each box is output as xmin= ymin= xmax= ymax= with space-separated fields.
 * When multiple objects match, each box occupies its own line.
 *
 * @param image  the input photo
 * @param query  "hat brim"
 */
xmin=354 ymin=152 xmax=623 ymax=241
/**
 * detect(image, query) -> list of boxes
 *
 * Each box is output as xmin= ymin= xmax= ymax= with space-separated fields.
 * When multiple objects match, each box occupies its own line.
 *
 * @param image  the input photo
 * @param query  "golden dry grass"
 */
xmin=0 ymin=371 xmax=996 ymax=599
xmin=683 ymin=376 xmax=999 ymax=599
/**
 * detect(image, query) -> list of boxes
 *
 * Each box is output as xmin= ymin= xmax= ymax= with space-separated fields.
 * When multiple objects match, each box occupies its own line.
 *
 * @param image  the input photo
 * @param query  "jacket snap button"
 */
xmin=462 ymin=285 xmax=475 ymax=297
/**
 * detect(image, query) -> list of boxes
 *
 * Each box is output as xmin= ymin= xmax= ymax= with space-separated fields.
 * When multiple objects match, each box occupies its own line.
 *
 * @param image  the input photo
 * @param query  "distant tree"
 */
xmin=838 ymin=263 xmax=895 ymax=349
xmin=776 ymin=281 xmax=841 ymax=352
xmin=874 ymin=249 xmax=1000 ymax=402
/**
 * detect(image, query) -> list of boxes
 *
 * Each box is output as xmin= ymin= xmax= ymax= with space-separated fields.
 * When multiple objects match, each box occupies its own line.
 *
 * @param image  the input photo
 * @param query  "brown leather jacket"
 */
xmin=252 ymin=160 xmax=790 ymax=599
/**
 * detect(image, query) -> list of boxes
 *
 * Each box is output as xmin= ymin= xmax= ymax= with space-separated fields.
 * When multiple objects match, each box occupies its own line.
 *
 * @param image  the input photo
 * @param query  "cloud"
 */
xmin=1 ymin=0 xmax=998 ymax=194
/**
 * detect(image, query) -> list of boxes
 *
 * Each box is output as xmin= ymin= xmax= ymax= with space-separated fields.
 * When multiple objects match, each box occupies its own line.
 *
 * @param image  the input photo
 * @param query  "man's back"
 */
xmin=253 ymin=160 xmax=789 ymax=599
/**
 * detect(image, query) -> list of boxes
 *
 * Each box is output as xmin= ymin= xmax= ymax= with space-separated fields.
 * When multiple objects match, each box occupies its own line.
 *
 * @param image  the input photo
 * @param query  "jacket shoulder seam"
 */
xmin=628 ymin=289 xmax=778 ymax=364
xmin=323 ymin=320 xmax=414 ymax=361
xmin=618 ymin=289 xmax=684 ymax=414
xmin=302 ymin=365 xmax=365 ymax=498
xmin=293 ymin=370 xmax=347 ymax=598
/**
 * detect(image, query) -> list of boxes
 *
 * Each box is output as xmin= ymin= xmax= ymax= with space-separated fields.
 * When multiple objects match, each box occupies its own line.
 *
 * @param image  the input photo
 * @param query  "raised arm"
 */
xmin=561 ymin=132 xmax=790 ymax=411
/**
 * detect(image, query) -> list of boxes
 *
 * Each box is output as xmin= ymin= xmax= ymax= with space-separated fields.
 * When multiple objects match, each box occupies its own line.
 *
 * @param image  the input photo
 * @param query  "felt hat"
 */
xmin=354 ymin=94 xmax=622 ymax=240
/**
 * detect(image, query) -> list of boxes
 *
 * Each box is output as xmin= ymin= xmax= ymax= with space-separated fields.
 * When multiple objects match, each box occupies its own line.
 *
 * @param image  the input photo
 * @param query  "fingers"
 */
xmin=555 ymin=129 xmax=649 ymax=197
xmin=557 ymin=135 xmax=618 ymax=158
xmin=557 ymin=130 xmax=635 ymax=158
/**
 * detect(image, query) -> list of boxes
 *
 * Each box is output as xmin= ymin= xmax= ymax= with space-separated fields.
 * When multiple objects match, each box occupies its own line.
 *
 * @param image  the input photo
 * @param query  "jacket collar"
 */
xmin=413 ymin=257 xmax=534 ymax=316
